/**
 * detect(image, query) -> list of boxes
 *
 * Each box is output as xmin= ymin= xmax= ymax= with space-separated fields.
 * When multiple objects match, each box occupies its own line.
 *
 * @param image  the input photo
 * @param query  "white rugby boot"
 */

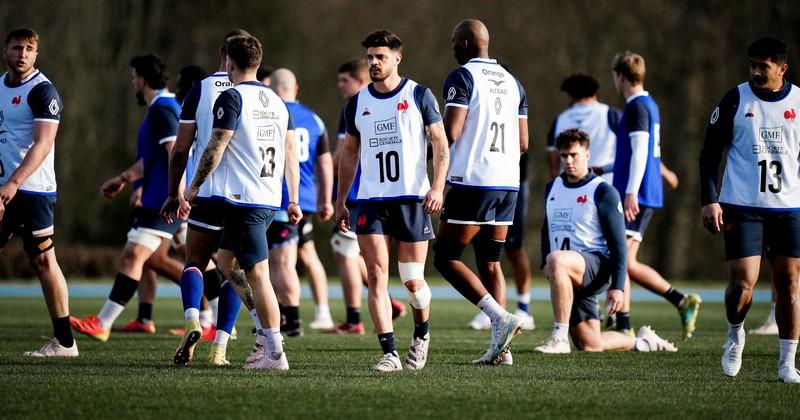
xmin=23 ymin=337 xmax=79 ymax=357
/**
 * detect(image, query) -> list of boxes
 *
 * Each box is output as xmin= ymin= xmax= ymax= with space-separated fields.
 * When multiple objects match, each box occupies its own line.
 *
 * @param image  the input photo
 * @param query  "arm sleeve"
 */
xmin=443 ymin=68 xmax=472 ymax=108
xmin=516 ymin=78 xmax=528 ymax=117
xmin=336 ymin=106 xmax=347 ymax=143
xmin=286 ymin=109 xmax=295 ymax=131
xmin=607 ymin=107 xmax=622 ymax=132
xmin=313 ymin=114 xmax=330 ymax=154
xmin=179 ymin=84 xmax=201 ymax=123
xmin=415 ymin=85 xmax=443 ymax=125
xmin=211 ymin=90 xmax=241 ymax=130
xmin=540 ymin=179 xmax=555 ymax=269
xmin=546 ymin=117 xmax=557 ymax=150
xmin=28 ymin=82 xmax=62 ymax=121
xmin=150 ymin=105 xmax=179 ymax=144
xmin=624 ymin=100 xmax=651 ymax=194
xmin=699 ymin=88 xmax=739 ymax=205
xmin=344 ymin=95 xmax=359 ymax=137
xmin=595 ymin=183 xmax=628 ymax=290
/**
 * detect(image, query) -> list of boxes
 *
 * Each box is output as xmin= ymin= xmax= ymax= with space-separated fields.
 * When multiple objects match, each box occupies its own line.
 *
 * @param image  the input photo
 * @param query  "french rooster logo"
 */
xmin=576 ymin=194 xmax=588 ymax=204
xmin=784 ymin=108 xmax=796 ymax=122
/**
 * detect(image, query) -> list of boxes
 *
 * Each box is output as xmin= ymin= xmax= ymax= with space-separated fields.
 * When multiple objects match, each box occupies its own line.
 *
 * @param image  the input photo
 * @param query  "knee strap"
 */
xmin=407 ymin=283 xmax=432 ymax=309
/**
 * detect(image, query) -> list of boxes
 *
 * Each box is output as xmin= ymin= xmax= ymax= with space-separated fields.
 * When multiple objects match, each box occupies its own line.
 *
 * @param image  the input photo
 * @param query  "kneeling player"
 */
xmin=535 ymin=129 xmax=676 ymax=353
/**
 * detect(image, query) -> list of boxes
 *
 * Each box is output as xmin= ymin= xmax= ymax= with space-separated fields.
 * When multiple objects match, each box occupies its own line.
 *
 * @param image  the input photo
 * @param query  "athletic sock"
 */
xmin=315 ymin=304 xmax=331 ymax=319
xmin=98 ymin=300 xmax=125 ymax=330
xmin=213 ymin=330 xmax=231 ymax=351
xmin=517 ymin=292 xmax=531 ymax=313
xmin=137 ymin=303 xmax=153 ymax=323
xmin=282 ymin=306 xmax=300 ymax=330
xmin=378 ymin=332 xmax=396 ymax=355
xmin=767 ymin=303 xmax=777 ymax=323
xmin=260 ymin=327 xmax=284 ymax=356
xmin=617 ymin=312 xmax=632 ymax=331
xmin=728 ymin=321 xmax=745 ymax=344
xmin=203 ymin=269 xmax=222 ymax=301
xmin=207 ymin=297 xmax=219 ymax=324
xmin=477 ymin=294 xmax=507 ymax=323
xmin=249 ymin=308 xmax=262 ymax=331
xmin=779 ymin=339 xmax=798 ymax=371
xmin=552 ymin=322 xmax=569 ymax=341
xmin=52 ymin=316 xmax=74 ymax=347
xmin=199 ymin=308 xmax=213 ymax=328
xmin=346 ymin=307 xmax=361 ymax=325
xmin=184 ymin=308 xmax=199 ymax=322
xmin=108 ymin=272 xmax=138 ymax=306
xmin=663 ymin=287 xmax=685 ymax=308
xmin=216 ymin=281 xmax=242 ymax=334
xmin=180 ymin=266 xmax=204 ymax=313
xmin=413 ymin=321 xmax=429 ymax=339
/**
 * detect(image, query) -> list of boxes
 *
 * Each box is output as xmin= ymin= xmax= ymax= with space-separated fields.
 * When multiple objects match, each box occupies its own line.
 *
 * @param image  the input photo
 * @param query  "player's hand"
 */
xmin=100 ymin=175 xmax=127 ymax=198
xmin=0 ymin=182 xmax=19 ymax=205
xmin=605 ymin=289 xmax=624 ymax=315
xmin=701 ymin=203 xmax=724 ymax=235
xmin=591 ymin=166 xmax=604 ymax=175
xmin=287 ymin=202 xmax=303 ymax=225
xmin=184 ymin=185 xmax=199 ymax=205
xmin=335 ymin=202 xmax=350 ymax=233
xmin=177 ymin=197 xmax=191 ymax=221
xmin=317 ymin=202 xmax=334 ymax=222
xmin=662 ymin=167 xmax=680 ymax=190
xmin=423 ymin=187 xmax=444 ymax=214
xmin=160 ymin=194 xmax=183 ymax=224
xmin=129 ymin=187 xmax=142 ymax=208
xmin=624 ymin=193 xmax=639 ymax=222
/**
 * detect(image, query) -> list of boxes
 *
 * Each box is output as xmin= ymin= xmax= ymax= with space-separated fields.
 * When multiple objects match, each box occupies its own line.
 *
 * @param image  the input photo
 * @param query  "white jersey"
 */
xmin=545 ymin=175 xmax=609 ymax=254
xmin=350 ymin=79 xmax=431 ymax=201
xmin=552 ymin=102 xmax=618 ymax=183
xmin=179 ymin=72 xmax=233 ymax=198
xmin=209 ymin=81 xmax=291 ymax=208
xmin=719 ymin=82 xmax=800 ymax=209
xmin=444 ymin=59 xmax=527 ymax=190
xmin=0 ymin=71 xmax=61 ymax=194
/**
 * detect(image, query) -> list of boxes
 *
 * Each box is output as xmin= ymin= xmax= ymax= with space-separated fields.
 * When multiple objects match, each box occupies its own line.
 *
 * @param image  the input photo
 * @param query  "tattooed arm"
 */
xmin=184 ymin=128 xmax=233 ymax=203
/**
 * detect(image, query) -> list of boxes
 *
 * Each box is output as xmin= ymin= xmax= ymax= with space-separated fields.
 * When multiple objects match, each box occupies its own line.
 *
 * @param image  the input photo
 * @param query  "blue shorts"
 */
xmin=505 ymin=181 xmax=529 ymax=249
xmin=267 ymin=220 xmax=299 ymax=249
xmin=355 ymin=200 xmax=434 ymax=242
xmin=298 ymin=217 xmax=314 ymax=246
xmin=570 ymin=251 xmax=613 ymax=327
xmin=0 ymin=192 xmax=56 ymax=255
xmin=131 ymin=207 xmax=183 ymax=238
xmin=722 ymin=205 xmax=800 ymax=260
xmin=187 ymin=199 xmax=226 ymax=232
xmin=219 ymin=204 xmax=275 ymax=270
xmin=625 ymin=206 xmax=655 ymax=242
xmin=441 ymin=187 xmax=517 ymax=226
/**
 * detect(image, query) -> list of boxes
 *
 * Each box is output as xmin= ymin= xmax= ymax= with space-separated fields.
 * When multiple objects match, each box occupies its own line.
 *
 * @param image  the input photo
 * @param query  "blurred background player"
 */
xmin=182 ymin=33 xmax=300 ymax=370
xmin=609 ymin=51 xmax=701 ymax=339
xmin=434 ymin=19 xmax=527 ymax=365
xmin=336 ymin=30 xmax=447 ymax=371
xmin=267 ymin=67 xmax=334 ymax=335
xmin=535 ymin=129 xmax=676 ymax=354
xmin=0 ymin=28 xmax=77 ymax=357
xmin=700 ymin=37 xmax=800 ymax=383
xmin=257 ymin=65 xmax=273 ymax=86
xmin=70 ymin=54 xmax=186 ymax=342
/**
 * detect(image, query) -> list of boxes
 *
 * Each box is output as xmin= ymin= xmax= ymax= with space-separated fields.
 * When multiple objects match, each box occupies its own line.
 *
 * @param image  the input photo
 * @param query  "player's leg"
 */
xmin=359 ymin=233 xmax=399 ymax=370
xmin=535 ymin=250 xmax=584 ymax=354
xmin=505 ymin=180 xmax=534 ymax=329
xmin=298 ymin=220 xmax=334 ymax=330
xmin=118 ymin=267 xmax=157 ymax=333
xmin=766 ymin=211 xmax=800 ymax=383
xmin=206 ymin=254 xmax=243 ymax=366
xmin=269 ymin=239 xmax=303 ymax=337
xmin=330 ymin=226 xmax=365 ymax=334
xmin=751 ymin=285 xmax=778 ymax=335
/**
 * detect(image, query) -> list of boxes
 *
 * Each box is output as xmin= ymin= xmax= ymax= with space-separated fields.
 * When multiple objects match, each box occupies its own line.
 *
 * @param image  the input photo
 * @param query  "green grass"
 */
xmin=0 ymin=296 xmax=796 ymax=419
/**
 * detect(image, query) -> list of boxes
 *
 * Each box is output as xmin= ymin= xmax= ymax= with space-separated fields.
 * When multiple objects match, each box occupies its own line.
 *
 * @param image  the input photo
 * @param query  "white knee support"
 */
xmin=399 ymin=262 xmax=430 ymax=309
xmin=126 ymin=227 xmax=167 ymax=252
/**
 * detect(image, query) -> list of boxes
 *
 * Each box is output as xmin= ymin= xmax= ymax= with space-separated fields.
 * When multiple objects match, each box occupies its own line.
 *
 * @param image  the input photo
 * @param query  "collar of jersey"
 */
xmin=467 ymin=58 xmax=498 ymax=65
xmin=211 ymin=72 xmax=228 ymax=77
xmin=560 ymin=171 xmax=598 ymax=188
xmin=149 ymin=90 xmax=176 ymax=107
xmin=3 ymin=70 xmax=41 ymax=88
xmin=238 ymin=81 xmax=266 ymax=87
xmin=748 ymin=79 xmax=792 ymax=102
xmin=625 ymin=90 xmax=649 ymax=103
xmin=368 ymin=77 xmax=408 ymax=99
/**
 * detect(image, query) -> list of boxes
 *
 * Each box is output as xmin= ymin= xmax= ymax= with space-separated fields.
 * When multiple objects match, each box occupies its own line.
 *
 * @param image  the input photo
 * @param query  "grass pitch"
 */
xmin=0 ymin=293 xmax=797 ymax=419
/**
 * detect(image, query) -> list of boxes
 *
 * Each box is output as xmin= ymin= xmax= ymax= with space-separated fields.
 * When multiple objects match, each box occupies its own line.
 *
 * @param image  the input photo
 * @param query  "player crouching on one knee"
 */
xmin=535 ymin=129 xmax=677 ymax=354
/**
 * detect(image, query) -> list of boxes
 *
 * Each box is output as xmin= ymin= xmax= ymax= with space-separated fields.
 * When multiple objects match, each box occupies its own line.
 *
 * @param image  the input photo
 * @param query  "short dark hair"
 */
xmin=361 ymin=30 xmax=403 ymax=52
xmin=256 ymin=65 xmax=274 ymax=81
xmin=221 ymin=29 xmax=251 ymax=54
xmin=748 ymin=37 xmax=788 ymax=64
xmin=5 ymin=28 xmax=38 ymax=46
xmin=130 ymin=54 xmax=169 ymax=89
xmin=338 ymin=58 xmax=368 ymax=82
xmin=556 ymin=128 xmax=590 ymax=150
xmin=176 ymin=65 xmax=207 ymax=103
xmin=225 ymin=35 xmax=262 ymax=71
xmin=560 ymin=74 xmax=599 ymax=99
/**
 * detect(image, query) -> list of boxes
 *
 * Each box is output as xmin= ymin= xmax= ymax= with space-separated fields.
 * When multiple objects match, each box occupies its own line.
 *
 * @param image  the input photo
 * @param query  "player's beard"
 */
xmin=136 ymin=91 xmax=146 ymax=106
xmin=369 ymin=67 xmax=387 ymax=82
xmin=751 ymin=74 xmax=768 ymax=87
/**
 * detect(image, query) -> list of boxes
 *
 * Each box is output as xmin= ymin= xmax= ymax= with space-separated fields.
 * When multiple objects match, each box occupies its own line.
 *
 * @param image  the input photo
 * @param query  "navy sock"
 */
xmin=346 ymin=307 xmax=361 ymax=325
xmin=109 ymin=273 xmax=139 ymax=306
xmin=378 ymin=332 xmax=396 ymax=355
xmin=617 ymin=312 xmax=632 ymax=331
xmin=282 ymin=306 xmax=300 ymax=329
xmin=663 ymin=288 xmax=685 ymax=309
xmin=137 ymin=303 xmax=153 ymax=322
xmin=413 ymin=321 xmax=429 ymax=339
xmin=53 ymin=316 xmax=74 ymax=347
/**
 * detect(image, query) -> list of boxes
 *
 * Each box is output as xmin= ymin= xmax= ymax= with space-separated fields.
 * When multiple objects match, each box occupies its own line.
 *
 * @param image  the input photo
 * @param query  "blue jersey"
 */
xmin=612 ymin=92 xmax=663 ymax=208
xmin=280 ymin=101 xmax=327 ymax=212
xmin=332 ymin=106 xmax=360 ymax=205
xmin=138 ymin=92 xmax=180 ymax=209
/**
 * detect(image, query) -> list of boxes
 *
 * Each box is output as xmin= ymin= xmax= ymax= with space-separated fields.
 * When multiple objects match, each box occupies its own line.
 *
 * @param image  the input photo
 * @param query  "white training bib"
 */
xmin=447 ymin=59 xmax=522 ymax=190
xmin=546 ymin=176 xmax=609 ymax=254
xmin=353 ymin=79 xmax=429 ymax=201
xmin=719 ymin=82 xmax=800 ymax=209
xmin=553 ymin=102 xmax=617 ymax=183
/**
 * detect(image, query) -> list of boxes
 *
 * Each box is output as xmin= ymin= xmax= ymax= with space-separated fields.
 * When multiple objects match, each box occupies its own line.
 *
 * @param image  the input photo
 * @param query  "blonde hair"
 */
xmin=612 ymin=51 xmax=646 ymax=84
